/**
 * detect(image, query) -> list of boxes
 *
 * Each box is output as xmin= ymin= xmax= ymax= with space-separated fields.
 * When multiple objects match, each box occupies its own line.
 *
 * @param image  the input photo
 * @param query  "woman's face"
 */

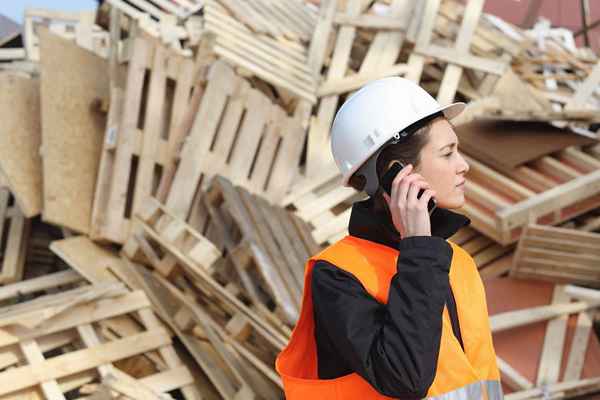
xmin=414 ymin=118 xmax=469 ymax=209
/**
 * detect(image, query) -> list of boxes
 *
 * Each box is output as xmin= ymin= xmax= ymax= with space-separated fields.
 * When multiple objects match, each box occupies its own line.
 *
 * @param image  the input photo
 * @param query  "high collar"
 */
xmin=347 ymin=197 xmax=471 ymax=249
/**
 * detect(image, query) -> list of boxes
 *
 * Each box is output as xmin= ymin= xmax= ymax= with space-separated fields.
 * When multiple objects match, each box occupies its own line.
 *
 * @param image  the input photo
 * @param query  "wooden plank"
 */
xmin=0 ymin=74 xmax=42 ymax=217
xmin=490 ymin=300 xmax=600 ymax=333
xmin=166 ymin=60 xmax=236 ymax=219
xmin=564 ymin=311 xmax=593 ymax=381
xmin=1 ymin=206 xmax=30 ymax=284
xmin=536 ymin=285 xmax=569 ymax=385
xmin=305 ymin=0 xmax=362 ymax=177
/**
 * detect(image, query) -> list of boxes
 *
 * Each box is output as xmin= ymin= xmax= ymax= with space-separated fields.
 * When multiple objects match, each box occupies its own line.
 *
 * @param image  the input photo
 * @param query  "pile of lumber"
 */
xmin=0 ymin=0 xmax=600 ymax=398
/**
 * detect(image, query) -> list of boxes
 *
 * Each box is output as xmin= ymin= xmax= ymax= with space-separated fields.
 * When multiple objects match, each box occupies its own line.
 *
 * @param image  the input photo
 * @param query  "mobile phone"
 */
xmin=381 ymin=162 xmax=437 ymax=215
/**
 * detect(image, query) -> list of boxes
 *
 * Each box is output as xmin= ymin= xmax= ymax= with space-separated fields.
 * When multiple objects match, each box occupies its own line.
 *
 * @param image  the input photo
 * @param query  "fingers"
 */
xmin=397 ymin=174 xmax=429 ymax=208
xmin=418 ymin=189 xmax=436 ymax=210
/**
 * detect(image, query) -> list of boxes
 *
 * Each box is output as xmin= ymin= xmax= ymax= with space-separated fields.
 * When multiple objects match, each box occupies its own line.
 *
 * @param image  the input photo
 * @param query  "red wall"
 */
xmin=483 ymin=0 xmax=600 ymax=52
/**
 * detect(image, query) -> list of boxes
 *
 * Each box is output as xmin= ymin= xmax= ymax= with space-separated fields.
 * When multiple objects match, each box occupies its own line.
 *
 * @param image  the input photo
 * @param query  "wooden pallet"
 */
xmin=117 ymin=197 xmax=293 ymax=397
xmin=204 ymin=1 xmax=319 ymax=103
xmin=306 ymin=0 xmax=418 ymax=177
xmin=0 ymin=281 xmax=197 ymax=399
xmin=217 ymin=0 xmax=317 ymax=43
xmin=106 ymin=0 xmax=202 ymax=22
xmin=0 ymin=188 xmax=30 ymax=285
xmin=24 ymin=8 xmax=109 ymax=61
xmin=118 ymin=259 xmax=283 ymax=399
xmin=511 ymin=224 xmax=600 ymax=287
xmin=462 ymin=146 xmax=600 ymax=245
xmin=163 ymin=60 xmax=306 ymax=221
xmin=199 ymin=176 xmax=320 ymax=325
xmin=91 ymin=35 xmax=197 ymax=244
xmin=124 ymin=195 xmax=290 ymax=348
xmin=49 ymin=235 xmax=202 ymax=399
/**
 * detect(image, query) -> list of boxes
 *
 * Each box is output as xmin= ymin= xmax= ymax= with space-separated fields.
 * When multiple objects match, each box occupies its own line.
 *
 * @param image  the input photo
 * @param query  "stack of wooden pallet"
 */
xmin=1 ymin=0 xmax=600 ymax=398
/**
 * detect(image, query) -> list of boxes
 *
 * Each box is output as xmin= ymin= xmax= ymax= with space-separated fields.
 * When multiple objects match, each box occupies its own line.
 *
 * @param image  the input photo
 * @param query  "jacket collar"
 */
xmin=348 ymin=198 xmax=470 ymax=249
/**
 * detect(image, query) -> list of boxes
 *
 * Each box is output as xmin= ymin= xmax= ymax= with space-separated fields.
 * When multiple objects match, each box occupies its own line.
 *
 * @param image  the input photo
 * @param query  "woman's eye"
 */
xmin=444 ymin=153 xmax=452 ymax=158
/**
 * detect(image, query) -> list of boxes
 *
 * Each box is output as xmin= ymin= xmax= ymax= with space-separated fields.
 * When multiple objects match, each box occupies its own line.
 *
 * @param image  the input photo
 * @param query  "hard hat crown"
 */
xmin=329 ymin=77 xmax=464 ymax=191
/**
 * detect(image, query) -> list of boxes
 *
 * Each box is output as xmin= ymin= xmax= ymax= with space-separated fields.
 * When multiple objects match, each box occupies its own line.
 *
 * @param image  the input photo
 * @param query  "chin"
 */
xmin=436 ymin=193 xmax=465 ymax=210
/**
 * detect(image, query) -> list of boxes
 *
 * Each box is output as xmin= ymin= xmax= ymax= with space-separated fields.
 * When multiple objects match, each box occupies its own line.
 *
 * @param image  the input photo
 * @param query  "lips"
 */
xmin=456 ymin=181 xmax=465 ymax=188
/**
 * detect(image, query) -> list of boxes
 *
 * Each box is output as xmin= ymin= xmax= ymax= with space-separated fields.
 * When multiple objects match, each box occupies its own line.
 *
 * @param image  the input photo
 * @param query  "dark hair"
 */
xmin=349 ymin=116 xmax=441 ymax=212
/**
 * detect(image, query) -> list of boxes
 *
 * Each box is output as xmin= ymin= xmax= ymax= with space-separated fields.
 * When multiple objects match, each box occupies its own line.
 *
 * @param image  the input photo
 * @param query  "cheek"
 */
xmin=422 ymin=163 xmax=453 ymax=195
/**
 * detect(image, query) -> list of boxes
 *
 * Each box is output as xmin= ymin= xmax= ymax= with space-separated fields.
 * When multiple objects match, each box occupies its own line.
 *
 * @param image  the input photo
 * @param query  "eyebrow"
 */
xmin=439 ymin=142 xmax=457 ymax=152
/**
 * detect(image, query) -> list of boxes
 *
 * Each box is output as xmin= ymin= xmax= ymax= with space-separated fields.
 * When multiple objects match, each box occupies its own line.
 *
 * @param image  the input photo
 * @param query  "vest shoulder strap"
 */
xmin=311 ymin=236 xmax=398 ymax=303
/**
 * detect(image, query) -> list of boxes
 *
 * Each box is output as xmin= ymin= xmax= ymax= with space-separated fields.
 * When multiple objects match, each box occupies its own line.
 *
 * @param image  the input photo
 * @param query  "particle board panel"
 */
xmin=38 ymin=28 xmax=109 ymax=234
xmin=0 ymin=73 xmax=42 ymax=218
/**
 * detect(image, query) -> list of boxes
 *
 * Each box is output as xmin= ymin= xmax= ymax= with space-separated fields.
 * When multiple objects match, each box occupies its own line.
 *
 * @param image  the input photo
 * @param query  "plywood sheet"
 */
xmin=0 ymin=73 xmax=42 ymax=217
xmin=485 ymin=277 xmax=600 ymax=394
xmin=39 ymin=27 xmax=109 ymax=233
xmin=456 ymin=120 xmax=595 ymax=174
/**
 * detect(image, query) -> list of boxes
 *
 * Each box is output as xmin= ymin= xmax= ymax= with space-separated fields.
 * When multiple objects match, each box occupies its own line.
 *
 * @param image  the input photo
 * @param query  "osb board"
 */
xmin=485 ymin=277 xmax=600 ymax=394
xmin=38 ymin=27 xmax=109 ymax=233
xmin=0 ymin=73 xmax=42 ymax=217
xmin=456 ymin=121 xmax=596 ymax=175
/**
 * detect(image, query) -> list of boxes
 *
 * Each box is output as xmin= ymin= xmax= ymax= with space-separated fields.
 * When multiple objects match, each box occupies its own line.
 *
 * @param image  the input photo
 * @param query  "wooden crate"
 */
xmin=0 ymin=281 xmax=198 ymax=399
xmin=511 ymin=224 xmax=600 ymax=287
xmin=163 ymin=60 xmax=306 ymax=221
xmin=91 ymin=35 xmax=197 ymax=244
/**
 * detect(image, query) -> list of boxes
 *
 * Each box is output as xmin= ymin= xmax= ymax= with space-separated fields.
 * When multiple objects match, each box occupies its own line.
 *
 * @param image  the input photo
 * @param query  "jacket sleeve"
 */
xmin=311 ymin=236 xmax=453 ymax=398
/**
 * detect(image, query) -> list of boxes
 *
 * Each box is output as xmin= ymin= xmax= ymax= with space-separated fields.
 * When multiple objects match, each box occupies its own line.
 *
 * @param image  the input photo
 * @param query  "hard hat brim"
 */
xmin=341 ymin=101 xmax=466 ymax=187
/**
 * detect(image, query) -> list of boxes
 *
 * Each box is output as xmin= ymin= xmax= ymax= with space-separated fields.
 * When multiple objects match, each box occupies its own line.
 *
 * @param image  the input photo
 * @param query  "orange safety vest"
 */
xmin=276 ymin=235 xmax=502 ymax=399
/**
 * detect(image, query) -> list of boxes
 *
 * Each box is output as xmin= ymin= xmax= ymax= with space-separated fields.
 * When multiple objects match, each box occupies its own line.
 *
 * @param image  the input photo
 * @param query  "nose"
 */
xmin=457 ymin=151 xmax=469 ymax=175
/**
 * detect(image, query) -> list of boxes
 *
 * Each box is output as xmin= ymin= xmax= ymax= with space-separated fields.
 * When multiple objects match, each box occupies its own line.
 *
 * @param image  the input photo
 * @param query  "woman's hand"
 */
xmin=382 ymin=164 xmax=436 ymax=239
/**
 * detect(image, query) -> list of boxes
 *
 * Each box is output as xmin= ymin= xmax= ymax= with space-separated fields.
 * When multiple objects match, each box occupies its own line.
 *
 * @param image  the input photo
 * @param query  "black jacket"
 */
xmin=311 ymin=198 xmax=471 ymax=398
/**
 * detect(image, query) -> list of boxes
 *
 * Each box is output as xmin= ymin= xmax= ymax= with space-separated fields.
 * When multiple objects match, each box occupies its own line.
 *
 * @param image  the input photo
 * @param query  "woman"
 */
xmin=276 ymin=77 xmax=502 ymax=399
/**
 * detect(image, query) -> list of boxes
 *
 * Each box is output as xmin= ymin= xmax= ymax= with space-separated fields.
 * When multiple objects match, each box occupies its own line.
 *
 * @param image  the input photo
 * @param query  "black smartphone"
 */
xmin=381 ymin=162 xmax=437 ymax=215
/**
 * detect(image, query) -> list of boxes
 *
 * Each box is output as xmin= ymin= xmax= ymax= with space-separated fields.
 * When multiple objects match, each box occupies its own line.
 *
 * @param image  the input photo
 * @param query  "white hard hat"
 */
xmin=330 ymin=77 xmax=465 ymax=195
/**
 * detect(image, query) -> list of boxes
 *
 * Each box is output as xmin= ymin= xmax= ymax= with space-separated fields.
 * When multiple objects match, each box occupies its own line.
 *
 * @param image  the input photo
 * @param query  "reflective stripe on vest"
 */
xmin=276 ymin=235 xmax=503 ymax=399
